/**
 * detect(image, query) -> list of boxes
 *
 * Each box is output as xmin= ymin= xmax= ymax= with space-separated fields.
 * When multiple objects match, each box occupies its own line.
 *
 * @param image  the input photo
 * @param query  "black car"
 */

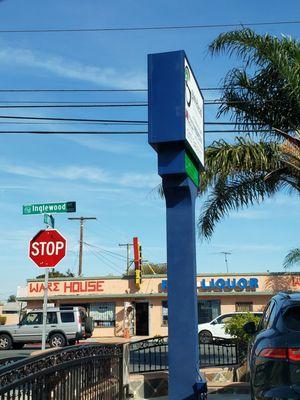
xmin=244 ymin=292 xmax=300 ymax=400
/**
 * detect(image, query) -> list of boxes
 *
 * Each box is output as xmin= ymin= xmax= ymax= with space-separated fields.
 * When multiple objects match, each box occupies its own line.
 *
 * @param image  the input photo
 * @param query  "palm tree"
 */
xmin=198 ymin=29 xmax=300 ymax=238
xmin=283 ymin=248 xmax=300 ymax=270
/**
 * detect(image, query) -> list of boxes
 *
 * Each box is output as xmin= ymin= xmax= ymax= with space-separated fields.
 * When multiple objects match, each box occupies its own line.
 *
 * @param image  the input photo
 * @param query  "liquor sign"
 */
xmin=23 ymin=201 xmax=76 ymax=215
xmin=29 ymin=229 xmax=67 ymax=268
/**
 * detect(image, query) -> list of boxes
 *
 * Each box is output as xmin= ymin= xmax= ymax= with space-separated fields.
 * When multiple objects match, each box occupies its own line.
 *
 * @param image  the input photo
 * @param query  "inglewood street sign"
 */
xmin=23 ymin=201 xmax=76 ymax=215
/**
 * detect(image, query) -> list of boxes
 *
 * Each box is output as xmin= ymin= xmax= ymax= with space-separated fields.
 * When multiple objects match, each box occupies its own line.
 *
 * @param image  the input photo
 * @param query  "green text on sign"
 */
xmin=185 ymin=152 xmax=199 ymax=187
xmin=23 ymin=202 xmax=76 ymax=215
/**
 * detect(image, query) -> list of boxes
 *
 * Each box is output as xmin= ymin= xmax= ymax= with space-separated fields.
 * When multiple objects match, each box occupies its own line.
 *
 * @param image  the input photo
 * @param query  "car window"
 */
xmin=47 ymin=312 xmax=58 ymax=324
xmin=283 ymin=306 xmax=300 ymax=331
xmin=260 ymin=302 xmax=274 ymax=330
xmin=22 ymin=312 xmax=42 ymax=325
xmin=218 ymin=314 xmax=234 ymax=324
xmin=61 ymin=312 xmax=75 ymax=323
xmin=267 ymin=302 xmax=277 ymax=329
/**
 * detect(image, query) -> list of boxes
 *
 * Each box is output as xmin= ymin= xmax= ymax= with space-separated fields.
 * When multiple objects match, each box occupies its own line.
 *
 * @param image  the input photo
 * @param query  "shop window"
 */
xmin=198 ymin=300 xmax=221 ymax=324
xmin=236 ymin=302 xmax=253 ymax=312
xmin=162 ymin=301 xmax=168 ymax=326
xmin=90 ymin=302 xmax=115 ymax=328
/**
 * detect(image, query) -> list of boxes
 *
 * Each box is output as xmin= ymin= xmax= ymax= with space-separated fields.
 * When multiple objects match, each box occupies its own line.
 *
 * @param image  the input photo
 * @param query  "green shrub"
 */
xmin=224 ymin=313 xmax=261 ymax=344
xmin=0 ymin=315 xmax=6 ymax=325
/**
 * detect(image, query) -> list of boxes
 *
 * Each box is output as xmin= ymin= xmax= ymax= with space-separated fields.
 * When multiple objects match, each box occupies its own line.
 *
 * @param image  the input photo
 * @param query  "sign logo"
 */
xmin=160 ymin=277 xmax=259 ymax=292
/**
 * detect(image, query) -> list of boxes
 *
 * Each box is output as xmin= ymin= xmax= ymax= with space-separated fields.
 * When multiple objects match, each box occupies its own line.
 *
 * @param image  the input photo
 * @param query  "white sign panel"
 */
xmin=184 ymin=58 xmax=204 ymax=167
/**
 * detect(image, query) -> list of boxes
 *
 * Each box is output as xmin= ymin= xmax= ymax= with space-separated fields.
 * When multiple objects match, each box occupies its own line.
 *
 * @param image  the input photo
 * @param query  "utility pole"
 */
xmin=119 ymin=243 xmax=133 ymax=274
xmin=68 ymin=217 xmax=97 ymax=276
xmin=220 ymin=251 xmax=231 ymax=273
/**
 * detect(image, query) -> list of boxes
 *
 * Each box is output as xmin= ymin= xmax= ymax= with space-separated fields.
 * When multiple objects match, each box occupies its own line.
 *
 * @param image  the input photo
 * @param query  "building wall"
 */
xmin=18 ymin=273 xmax=300 ymax=338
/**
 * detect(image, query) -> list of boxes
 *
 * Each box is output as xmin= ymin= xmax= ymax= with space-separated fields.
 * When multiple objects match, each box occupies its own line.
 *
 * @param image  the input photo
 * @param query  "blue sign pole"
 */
xmin=148 ymin=51 xmax=207 ymax=399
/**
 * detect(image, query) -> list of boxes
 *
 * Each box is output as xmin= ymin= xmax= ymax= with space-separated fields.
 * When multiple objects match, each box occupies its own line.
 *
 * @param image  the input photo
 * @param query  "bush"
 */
xmin=0 ymin=315 xmax=6 ymax=325
xmin=224 ymin=313 xmax=261 ymax=344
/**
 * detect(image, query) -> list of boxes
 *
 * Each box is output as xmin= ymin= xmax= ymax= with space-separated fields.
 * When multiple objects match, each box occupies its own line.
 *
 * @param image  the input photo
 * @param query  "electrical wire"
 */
xmin=0 ymin=87 xmax=240 ymax=92
xmin=0 ymin=130 xmax=147 ymax=135
xmin=0 ymin=114 xmax=147 ymax=124
xmin=0 ymin=99 xmax=288 ymax=108
xmin=83 ymin=242 xmax=126 ymax=260
xmin=0 ymin=128 xmax=280 ymax=135
xmin=0 ymin=103 xmax=147 ymax=109
xmin=0 ymin=114 xmax=282 ymax=127
xmin=85 ymin=244 xmax=124 ymax=275
xmin=0 ymin=20 xmax=298 ymax=33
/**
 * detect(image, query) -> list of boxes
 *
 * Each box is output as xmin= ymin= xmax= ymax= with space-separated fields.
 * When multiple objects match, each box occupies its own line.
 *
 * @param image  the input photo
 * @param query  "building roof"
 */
xmin=26 ymin=271 xmax=300 ymax=282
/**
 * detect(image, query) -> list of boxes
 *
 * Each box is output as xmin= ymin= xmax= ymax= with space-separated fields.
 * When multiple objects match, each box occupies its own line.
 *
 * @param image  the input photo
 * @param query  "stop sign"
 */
xmin=29 ymin=229 xmax=67 ymax=268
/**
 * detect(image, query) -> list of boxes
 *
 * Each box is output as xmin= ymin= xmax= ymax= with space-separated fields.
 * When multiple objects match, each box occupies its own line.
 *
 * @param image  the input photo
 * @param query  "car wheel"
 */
xmin=68 ymin=339 xmax=76 ymax=346
xmin=49 ymin=333 xmax=66 ymax=348
xmin=0 ymin=334 xmax=12 ymax=350
xmin=199 ymin=330 xmax=213 ymax=344
xmin=13 ymin=343 xmax=24 ymax=349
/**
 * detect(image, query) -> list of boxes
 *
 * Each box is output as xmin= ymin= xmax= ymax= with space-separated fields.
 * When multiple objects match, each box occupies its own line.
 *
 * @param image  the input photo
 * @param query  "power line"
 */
xmin=0 ymin=103 xmax=147 ymax=109
xmin=0 ymin=129 xmax=278 ymax=135
xmin=84 ymin=244 xmax=124 ymax=275
xmin=83 ymin=242 xmax=126 ymax=260
xmin=0 ymin=20 xmax=298 ymax=33
xmin=0 ymin=130 xmax=147 ymax=135
xmin=0 ymin=99 xmax=287 ymax=109
xmin=0 ymin=114 xmax=147 ymax=124
xmin=0 ymin=87 xmax=232 ymax=92
xmin=0 ymin=114 xmax=281 ymax=127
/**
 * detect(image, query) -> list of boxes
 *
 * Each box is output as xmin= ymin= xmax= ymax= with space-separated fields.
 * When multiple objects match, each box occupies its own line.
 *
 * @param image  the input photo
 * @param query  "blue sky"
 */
xmin=0 ymin=0 xmax=299 ymax=299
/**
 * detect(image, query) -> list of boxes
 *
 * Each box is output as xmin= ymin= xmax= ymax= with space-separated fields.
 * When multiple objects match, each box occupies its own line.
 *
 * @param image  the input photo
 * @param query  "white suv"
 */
xmin=0 ymin=307 xmax=94 ymax=350
xmin=198 ymin=311 xmax=263 ymax=343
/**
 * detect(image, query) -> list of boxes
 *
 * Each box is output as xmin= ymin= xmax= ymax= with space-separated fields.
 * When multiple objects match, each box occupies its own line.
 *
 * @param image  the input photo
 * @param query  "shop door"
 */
xmin=135 ymin=302 xmax=149 ymax=336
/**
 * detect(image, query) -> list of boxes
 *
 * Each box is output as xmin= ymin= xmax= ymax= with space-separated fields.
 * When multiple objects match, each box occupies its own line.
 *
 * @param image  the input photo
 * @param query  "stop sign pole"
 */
xmin=42 ymin=266 xmax=49 ymax=351
xmin=28 ymin=222 xmax=67 ymax=350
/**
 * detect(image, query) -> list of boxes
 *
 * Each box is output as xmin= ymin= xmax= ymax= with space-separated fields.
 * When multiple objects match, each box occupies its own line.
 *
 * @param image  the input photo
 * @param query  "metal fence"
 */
xmin=130 ymin=336 xmax=241 ymax=373
xmin=0 ymin=344 xmax=124 ymax=400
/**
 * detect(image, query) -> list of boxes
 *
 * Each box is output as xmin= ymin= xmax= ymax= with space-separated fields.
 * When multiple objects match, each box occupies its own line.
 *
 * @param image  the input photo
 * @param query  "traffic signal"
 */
xmin=135 ymin=269 xmax=141 ymax=287
xmin=133 ymin=237 xmax=142 ymax=288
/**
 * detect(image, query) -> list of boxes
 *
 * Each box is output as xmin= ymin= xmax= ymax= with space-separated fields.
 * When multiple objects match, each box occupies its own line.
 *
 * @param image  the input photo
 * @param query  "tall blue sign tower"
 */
xmin=148 ymin=50 xmax=206 ymax=399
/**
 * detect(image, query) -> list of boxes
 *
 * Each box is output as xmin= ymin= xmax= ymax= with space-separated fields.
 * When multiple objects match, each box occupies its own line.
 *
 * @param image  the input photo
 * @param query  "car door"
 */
xmin=46 ymin=312 xmax=59 ymax=337
xmin=213 ymin=314 xmax=234 ymax=338
xmin=14 ymin=312 xmax=43 ymax=342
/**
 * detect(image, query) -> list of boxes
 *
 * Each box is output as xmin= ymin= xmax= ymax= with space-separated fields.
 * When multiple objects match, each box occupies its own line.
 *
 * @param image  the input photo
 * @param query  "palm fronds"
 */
xmin=283 ymin=248 xmax=300 ymax=269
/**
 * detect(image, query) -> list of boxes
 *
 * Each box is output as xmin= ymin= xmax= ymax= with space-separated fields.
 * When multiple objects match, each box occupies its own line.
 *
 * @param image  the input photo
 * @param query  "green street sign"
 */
xmin=185 ymin=152 xmax=200 ymax=187
xmin=44 ymin=214 xmax=55 ymax=228
xmin=23 ymin=201 xmax=76 ymax=215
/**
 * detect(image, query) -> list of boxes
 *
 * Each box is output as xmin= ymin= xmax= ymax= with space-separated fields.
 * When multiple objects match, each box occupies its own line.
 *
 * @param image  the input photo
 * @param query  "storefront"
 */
xmin=16 ymin=272 xmax=300 ymax=337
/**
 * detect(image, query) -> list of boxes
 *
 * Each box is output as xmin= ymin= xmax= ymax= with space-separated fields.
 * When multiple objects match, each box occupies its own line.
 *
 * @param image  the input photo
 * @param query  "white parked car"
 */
xmin=198 ymin=311 xmax=263 ymax=343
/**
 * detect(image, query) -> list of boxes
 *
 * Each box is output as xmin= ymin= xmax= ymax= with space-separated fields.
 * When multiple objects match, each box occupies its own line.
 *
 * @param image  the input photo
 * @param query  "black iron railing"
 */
xmin=0 ymin=344 xmax=124 ymax=400
xmin=130 ymin=336 xmax=240 ymax=373
xmin=130 ymin=336 xmax=168 ymax=373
